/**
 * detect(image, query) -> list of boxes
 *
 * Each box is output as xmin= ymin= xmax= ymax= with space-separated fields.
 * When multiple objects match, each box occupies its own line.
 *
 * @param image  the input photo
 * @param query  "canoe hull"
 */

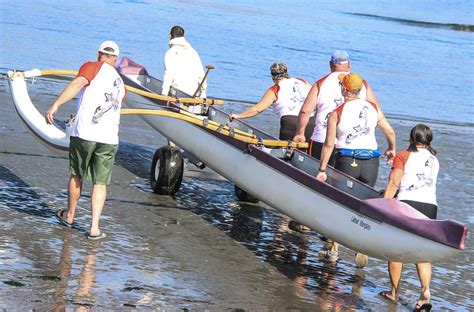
xmin=7 ymin=66 xmax=467 ymax=263
xmin=127 ymin=103 xmax=463 ymax=262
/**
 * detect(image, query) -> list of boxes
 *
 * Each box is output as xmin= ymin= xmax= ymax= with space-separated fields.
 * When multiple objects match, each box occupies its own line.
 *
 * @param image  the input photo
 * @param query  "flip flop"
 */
xmin=288 ymin=220 xmax=311 ymax=233
xmin=379 ymin=291 xmax=400 ymax=303
xmin=414 ymin=303 xmax=432 ymax=312
xmin=55 ymin=210 xmax=74 ymax=228
xmin=87 ymin=232 xmax=107 ymax=240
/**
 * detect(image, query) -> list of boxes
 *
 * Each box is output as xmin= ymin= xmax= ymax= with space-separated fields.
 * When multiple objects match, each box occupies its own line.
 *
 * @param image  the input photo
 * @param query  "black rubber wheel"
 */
xmin=150 ymin=146 xmax=184 ymax=195
xmin=234 ymin=185 xmax=259 ymax=203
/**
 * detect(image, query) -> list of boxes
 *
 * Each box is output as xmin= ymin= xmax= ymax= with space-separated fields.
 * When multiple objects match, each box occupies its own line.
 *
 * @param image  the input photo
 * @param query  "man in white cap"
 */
xmin=292 ymin=51 xmax=385 ymax=266
xmin=290 ymin=51 xmax=371 ymax=236
xmin=294 ymin=50 xmax=380 ymax=162
xmin=45 ymin=40 xmax=126 ymax=240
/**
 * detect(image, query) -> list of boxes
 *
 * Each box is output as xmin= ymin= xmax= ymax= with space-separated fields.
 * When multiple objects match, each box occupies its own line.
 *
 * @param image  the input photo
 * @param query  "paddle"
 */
xmin=126 ymin=84 xmax=223 ymax=105
xmin=8 ymin=69 xmax=223 ymax=105
xmin=120 ymin=108 xmax=308 ymax=149
xmin=192 ymin=65 xmax=214 ymax=98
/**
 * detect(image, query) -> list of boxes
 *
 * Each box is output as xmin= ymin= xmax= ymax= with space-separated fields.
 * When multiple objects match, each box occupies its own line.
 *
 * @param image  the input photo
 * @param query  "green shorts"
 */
xmin=69 ymin=136 xmax=118 ymax=185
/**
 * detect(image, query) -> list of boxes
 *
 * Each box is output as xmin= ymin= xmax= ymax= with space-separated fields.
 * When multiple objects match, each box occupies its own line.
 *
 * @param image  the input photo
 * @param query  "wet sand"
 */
xmin=0 ymin=76 xmax=472 ymax=310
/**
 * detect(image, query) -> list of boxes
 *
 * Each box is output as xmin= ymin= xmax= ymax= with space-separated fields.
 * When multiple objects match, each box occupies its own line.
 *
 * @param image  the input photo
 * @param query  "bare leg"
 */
xmin=415 ymin=262 xmax=431 ymax=307
xmin=389 ymin=261 xmax=403 ymax=300
xmin=89 ymin=184 xmax=107 ymax=237
xmin=66 ymin=175 xmax=82 ymax=224
xmin=380 ymin=261 xmax=402 ymax=301
xmin=331 ymin=241 xmax=339 ymax=253
xmin=319 ymin=240 xmax=339 ymax=261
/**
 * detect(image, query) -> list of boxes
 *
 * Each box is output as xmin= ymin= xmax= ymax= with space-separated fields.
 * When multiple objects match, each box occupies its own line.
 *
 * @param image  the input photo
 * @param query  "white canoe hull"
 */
xmin=128 ymin=104 xmax=463 ymax=263
xmin=8 ymin=69 xmax=467 ymax=263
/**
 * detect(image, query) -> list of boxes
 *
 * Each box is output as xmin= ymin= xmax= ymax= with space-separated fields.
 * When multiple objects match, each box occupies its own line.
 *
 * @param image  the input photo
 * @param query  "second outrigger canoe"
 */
xmin=7 ymin=58 xmax=468 ymax=263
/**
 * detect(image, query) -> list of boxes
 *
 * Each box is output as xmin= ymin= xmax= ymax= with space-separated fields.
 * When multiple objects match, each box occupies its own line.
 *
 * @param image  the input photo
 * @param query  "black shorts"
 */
xmin=401 ymin=200 xmax=438 ymax=219
xmin=335 ymin=155 xmax=379 ymax=187
xmin=279 ymin=115 xmax=315 ymax=141
xmin=309 ymin=140 xmax=336 ymax=167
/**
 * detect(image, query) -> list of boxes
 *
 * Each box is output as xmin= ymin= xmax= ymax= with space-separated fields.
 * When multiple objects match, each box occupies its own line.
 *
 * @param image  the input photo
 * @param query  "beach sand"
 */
xmin=0 ymin=75 xmax=472 ymax=310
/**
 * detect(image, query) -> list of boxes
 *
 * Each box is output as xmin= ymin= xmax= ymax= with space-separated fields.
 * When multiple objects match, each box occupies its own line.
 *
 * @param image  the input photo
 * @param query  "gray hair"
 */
xmin=270 ymin=62 xmax=290 ymax=81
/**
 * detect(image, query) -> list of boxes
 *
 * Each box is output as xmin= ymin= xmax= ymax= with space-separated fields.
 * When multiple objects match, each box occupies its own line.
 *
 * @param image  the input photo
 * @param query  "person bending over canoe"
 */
xmin=379 ymin=124 xmax=438 ymax=312
xmin=316 ymin=72 xmax=396 ymax=264
xmin=45 ymin=41 xmax=127 ymax=240
xmin=230 ymin=61 xmax=315 ymax=233
xmin=293 ymin=50 xmax=380 ymax=165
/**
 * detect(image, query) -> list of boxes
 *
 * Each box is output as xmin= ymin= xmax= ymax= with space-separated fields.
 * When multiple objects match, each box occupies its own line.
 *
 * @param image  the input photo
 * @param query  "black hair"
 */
xmin=408 ymin=124 xmax=437 ymax=155
xmin=170 ymin=25 xmax=185 ymax=39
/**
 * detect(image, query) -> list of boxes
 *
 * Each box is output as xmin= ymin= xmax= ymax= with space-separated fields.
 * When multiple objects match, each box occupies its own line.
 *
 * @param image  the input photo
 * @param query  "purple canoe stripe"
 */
xmin=117 ymin=66 xmax=468 ymax=251
xmin=247 ymin=146 xmax=467 ymax=250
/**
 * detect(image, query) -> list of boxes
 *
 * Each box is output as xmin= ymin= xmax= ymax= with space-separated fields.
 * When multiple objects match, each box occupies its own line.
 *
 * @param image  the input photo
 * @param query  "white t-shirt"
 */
xmin=311 ymin=71 xmax=367 ymax=143
xmin=334 ymin=99 xmax=379 ymax=150
xmin=393 ymin=148 xmax=439 ymax=205
xmin=269 ymin=78 xmax=311 ymax=118
xmin=71 ymin=61 xmax=126 ymax=145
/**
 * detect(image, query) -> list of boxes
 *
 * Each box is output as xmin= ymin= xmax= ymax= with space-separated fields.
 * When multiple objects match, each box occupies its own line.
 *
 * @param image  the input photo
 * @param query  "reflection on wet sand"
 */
xmin=74 ymin=245 xmax=97 ymax=309
xmin=313 ymin=264 xmax=368 ymax=311
xmin=2 ymin=76 xmax=471 ymax=309
xmin=263 ymin=218 xmax=370 ymax=310
xmin=223 ymin=199 xmax=371 ymax=310
xmin=52 ymin=231 xmax=72 ymax=311
xmin=53 ymin=230 xmax=98 ymax=311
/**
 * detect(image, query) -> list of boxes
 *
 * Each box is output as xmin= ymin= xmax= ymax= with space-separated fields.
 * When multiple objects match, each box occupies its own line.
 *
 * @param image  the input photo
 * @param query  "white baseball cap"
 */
xmin=98 ymin=40 xmax=120 ymax=56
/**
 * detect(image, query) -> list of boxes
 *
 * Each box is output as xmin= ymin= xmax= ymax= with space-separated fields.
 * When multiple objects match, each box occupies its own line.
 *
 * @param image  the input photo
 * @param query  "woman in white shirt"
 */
xmin=230 ymin=62 xmax=315 ymax=141
xmin=379 ymin=124 xmax=439 ymax=312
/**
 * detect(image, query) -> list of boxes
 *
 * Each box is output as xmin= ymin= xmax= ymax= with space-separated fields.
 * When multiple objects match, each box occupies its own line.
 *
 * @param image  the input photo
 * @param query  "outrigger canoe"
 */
xmin=7 ymin=59 xmax=467 ymax=263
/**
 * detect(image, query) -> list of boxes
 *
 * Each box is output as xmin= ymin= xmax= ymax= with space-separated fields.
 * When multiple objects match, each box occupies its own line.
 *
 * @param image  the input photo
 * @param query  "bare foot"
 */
xmin=379 ymin=290 xmax=399 ymax=302
xmin=89 ymin=228 xmax=101 ymax=237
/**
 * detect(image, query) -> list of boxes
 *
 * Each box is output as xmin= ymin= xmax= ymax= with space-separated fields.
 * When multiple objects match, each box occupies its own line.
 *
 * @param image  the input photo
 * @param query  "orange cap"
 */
xmin=338 ymin=72 xmax=363 ymax=92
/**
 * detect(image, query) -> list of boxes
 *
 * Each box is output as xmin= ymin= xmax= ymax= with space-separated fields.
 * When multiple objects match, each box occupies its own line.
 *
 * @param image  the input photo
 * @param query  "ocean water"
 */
xmin=0 ymin=0 xmax=473 ymax=310
xmin=0 ymin=0 xmax=473 ymax=124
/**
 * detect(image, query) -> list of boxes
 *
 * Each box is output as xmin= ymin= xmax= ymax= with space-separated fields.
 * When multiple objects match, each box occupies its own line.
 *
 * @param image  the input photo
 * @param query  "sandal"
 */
xmin=87 ymin=232 xmax=107 ymax=240
xmin=55 ymin=210 xmax=74 ymax=228
xmin=414 ymin=303 xmax=432 ymax=312
xmin=288 ymin=220 xmax=311 ymax=233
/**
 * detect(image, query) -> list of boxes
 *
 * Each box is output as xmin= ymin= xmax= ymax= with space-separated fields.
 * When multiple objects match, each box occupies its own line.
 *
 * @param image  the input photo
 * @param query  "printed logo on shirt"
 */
xmin=288 ymin=81 xmax=305 ymax=111
xmin=406 ymin=156 xmax=436 ymax=191
xmin=334 ymin=97 xmax=344 ymax=107
xmin=345 ymin=106 xmax=371 ymax=144
xmin=92 ymin=78 xmax=123 ymax=124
